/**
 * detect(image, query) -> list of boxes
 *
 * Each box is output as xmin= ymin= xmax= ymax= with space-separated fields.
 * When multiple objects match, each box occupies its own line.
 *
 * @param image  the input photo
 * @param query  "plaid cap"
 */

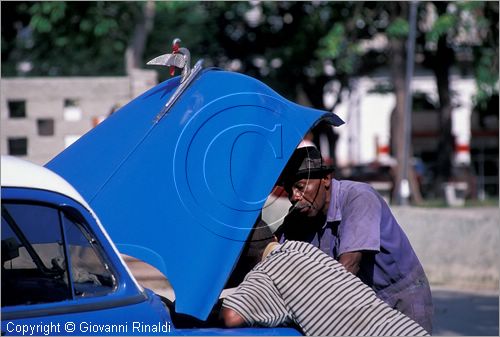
xmin=277 ymin=145 xmax=334 ymax=186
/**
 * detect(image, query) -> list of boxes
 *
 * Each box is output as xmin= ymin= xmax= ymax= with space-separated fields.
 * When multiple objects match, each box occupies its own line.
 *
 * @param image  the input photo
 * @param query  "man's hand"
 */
xmin=220 ymin=307 xmax=246 ymax=328
xmin=338 ymin=251 xmax=363 ymax=275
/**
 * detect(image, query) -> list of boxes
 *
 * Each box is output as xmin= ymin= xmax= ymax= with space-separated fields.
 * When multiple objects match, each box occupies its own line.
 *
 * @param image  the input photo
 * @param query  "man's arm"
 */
xmin=220 ymin=307 xmax=246 ymax=328
xmin=338 ymin=251 xmax=363 ymax=275
xmin=221 ymin=270 xmax=288 ymax=328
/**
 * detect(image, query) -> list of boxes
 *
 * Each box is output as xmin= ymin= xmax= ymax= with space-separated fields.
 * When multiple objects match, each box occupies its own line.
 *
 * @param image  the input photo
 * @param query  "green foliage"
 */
xmin=474 ymin=47 xmax=498 ymax=108
xmin=386 ymin=18 xmax=409 ymax=39
xmin=426 ymin=14 xmax=456 ymax=42
xmin=421 ymin=1 xmax=498 ymax=111
xmin=1 ymin=0 xmax=497 ymax=113
xmin=456 ymin=1 xmax=483 ymax=12
xmin=318 ymin=24 xmax=346 ymax=60
xmin=2 ymin=1 xmax=142 ymax=76
xmin=315 ymin=6 xmax=366 ymax=78
xmin=29 ymin=2 xmax=66 ymax=32
xmin=146 ymin=2 xmax=221 ymax=60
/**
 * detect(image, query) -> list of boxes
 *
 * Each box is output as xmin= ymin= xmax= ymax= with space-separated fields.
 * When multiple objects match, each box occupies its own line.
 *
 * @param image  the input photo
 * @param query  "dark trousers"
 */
xmin=377 ymin=266 xmax=434 ymax=335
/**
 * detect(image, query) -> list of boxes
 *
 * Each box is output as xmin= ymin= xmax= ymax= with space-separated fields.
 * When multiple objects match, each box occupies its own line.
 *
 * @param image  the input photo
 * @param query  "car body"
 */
xmin=7 ymin=51 xmax=343 ymax=334
xmin=1 ymin=156 xmax=171 ymax=335
xmin=1 ymin=156 xmax=304 ymax=336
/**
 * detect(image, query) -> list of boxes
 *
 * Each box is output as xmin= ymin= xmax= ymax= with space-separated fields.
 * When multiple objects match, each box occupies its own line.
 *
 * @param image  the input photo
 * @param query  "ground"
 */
xmin=432 ymin=287 xmax=499 ymax=336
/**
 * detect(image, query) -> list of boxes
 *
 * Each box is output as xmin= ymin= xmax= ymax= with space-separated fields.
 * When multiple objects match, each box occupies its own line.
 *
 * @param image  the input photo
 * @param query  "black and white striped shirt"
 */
xmin=223 ymin=241 xmax=429 ymax=336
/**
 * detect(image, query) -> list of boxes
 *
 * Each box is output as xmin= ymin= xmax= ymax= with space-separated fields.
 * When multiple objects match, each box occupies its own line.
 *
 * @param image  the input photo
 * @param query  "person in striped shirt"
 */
xmin=221 ymin=225 xmax=429 ymax=336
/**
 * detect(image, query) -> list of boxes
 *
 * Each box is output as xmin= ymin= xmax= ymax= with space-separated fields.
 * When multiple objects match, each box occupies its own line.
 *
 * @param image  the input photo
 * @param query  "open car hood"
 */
xmin=47 ymin=68 xmax=343 ymax=320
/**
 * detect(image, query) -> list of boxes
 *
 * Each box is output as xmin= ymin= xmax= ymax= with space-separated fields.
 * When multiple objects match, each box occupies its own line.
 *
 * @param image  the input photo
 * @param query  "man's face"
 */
xmin=284 ymin=176 xmax=330 ymax=217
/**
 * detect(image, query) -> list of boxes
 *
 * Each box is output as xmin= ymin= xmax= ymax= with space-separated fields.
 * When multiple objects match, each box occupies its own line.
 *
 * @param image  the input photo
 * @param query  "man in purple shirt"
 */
xmin=275 ymin=143 xmax=433 ymax=333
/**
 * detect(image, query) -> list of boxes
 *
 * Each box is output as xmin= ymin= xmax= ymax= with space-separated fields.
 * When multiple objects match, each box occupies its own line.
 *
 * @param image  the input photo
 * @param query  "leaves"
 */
xmin=318 ymin=23 xmax=346 ymax=60
xmin=29 ymin=2 xmax=66 ymax=32
xmin=1 ymin=0 xmax=497 ymax=111
xmin=2 ymin=2 xmax=143 ymax=76
xmin=474 ymin=47 xmax=498 ymax=108
xmin=386 ymin=18 xmax=409 ymax=39
xmin=426 ymin=13 xmax=456 ymax=42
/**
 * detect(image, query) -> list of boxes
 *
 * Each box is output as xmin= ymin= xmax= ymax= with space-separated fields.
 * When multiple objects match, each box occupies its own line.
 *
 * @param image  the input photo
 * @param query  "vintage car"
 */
xmin=0 ymin=155 xmax=304 ymax=336
xmin=18 ymin=44 xmax=344 ymax=334
xmin=1 ymin=156 xmax=169 ymax=335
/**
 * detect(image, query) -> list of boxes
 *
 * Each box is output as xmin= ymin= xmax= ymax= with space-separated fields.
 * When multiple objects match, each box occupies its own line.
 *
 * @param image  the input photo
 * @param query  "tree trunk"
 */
xmin=388 ymin=2 xmax=408 ymax=204
xmin=433 ymin=2 xmax=455 ymax=193
xmin=389 ymin=34 xmax=408 ymax=204
xmin=388 ymin=3 xmax=423 ymax=205
xmin=125 ymin=1 xmax=156 ymax=72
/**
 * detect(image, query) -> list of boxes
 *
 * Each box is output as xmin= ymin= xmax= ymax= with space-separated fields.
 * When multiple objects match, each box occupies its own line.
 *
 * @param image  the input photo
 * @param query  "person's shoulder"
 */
xmin=282 ymin=240 xmax=314 ymax=251
xmin=339 ymin=179 xmax=375 ymax=191
xmin=279 ymin=240 xmax=329 ymax=260
xmin=338 ymin=179 xmax=380 ymax=200
xmin=279 ymin=241 xmax=345 ymax=270
xmin=264 ymin=240 xmax=310 ymax=259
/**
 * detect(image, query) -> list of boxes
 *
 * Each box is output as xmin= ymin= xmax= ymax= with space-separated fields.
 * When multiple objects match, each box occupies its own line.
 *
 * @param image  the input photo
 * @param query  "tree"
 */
xmin=125 ymin=1 xmax=155 ymax=72
xmin=421 ymin=1 xmax=499 ymax=189
xmin=2 ymin=1 xmax=497 ymax=203
xmin=1 ymin=2 xmax=143 ymax=76
xmin=386 ymin=2 xmax=411 ymax=204
xmin=428 ymin=2 xmax=455 ymax=187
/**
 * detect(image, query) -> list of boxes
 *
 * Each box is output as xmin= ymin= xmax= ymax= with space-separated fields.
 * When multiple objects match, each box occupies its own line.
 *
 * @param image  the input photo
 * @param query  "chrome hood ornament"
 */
xmin=147 ymin=38 xmax=204 ymax=123
xmin=147 ymin=38 xmax=192 ymax=83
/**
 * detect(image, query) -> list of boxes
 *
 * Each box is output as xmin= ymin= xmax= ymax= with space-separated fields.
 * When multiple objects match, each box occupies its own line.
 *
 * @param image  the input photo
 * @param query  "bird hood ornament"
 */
xmin=146 ymin=38 xmax=204 ymax=123
xmin=147 ymin=38 xmax=192 ymax=83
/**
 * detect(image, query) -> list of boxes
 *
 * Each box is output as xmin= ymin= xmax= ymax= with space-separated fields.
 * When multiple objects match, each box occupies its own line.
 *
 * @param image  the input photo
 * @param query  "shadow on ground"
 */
xmin=432 ymin=288 xmax=499 ymax=336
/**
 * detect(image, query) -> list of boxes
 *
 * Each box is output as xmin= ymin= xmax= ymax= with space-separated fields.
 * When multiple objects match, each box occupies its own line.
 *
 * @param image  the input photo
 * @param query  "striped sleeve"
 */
xmin=269 ymin=241 xmax=429 ymax=336
xmin=222 ymin=270 xmax=290 ymax=328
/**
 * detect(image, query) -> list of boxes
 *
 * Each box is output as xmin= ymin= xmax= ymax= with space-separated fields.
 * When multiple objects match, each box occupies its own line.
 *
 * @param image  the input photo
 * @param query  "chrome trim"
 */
xmin=153 ymin=59 xmax=204 ymax=124
xmin=2 ymin=293 xmax=148 ymax=320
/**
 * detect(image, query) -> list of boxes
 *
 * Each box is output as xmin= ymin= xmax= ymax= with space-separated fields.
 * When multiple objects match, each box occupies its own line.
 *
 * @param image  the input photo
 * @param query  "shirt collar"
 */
xmin=326 ymin=178 xmax=342 ymax=223
xmin=262 ymin=242 xmax=280 ymax=261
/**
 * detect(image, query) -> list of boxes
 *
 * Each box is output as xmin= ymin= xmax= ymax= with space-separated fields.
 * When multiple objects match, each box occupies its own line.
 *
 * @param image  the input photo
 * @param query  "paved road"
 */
xmin=432 ymin=288 xmax=499 ymax=336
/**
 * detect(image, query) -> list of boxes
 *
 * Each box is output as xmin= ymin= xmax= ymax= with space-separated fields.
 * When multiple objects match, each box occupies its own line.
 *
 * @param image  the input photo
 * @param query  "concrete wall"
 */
xmin=393 ymin=206 xmax=499 ymax=291
xmin=1 ymin=69 xmax=157 ymax=165
xmin=263 ymin=200 xmax=499 ymax=291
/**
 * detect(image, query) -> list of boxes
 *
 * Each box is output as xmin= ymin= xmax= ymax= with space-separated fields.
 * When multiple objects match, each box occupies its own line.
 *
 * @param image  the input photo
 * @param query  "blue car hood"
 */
xmin=47 ymin=68 xmax=343 ymax=320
